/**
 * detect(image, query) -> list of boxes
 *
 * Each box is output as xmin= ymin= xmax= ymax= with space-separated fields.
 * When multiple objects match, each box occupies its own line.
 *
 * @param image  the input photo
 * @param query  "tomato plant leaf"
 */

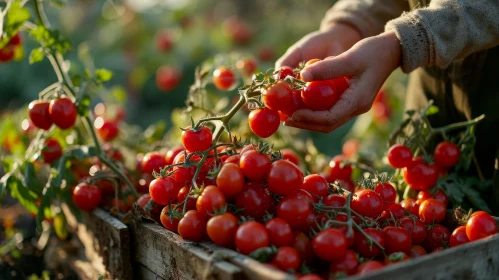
xmin=248 ymin=246 xmax=277 ymax=263
xmin=0 ymin=1 xmax=31 ymax=48
xmin=76 ymin=95 xmax=91 ymax=117
xmin=95 ymin=68 xmax=113 ymax=83
xmin=8 ymin=176 xmax=39 ymax=214
xmin=23 ymin=162 xmax=44 ymax=195
xmin=29 ymin=47 xmax=45 ymax=64
xmin=71 ymin=74 xmax=81 ymax=87
xmin=30 ymin=26 xmax=71 ymax=54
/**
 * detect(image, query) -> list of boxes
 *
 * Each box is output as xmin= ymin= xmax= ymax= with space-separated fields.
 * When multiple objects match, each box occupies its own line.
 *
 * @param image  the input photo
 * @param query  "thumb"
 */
xmin=300 ymin=54 xmax=356 ymax=82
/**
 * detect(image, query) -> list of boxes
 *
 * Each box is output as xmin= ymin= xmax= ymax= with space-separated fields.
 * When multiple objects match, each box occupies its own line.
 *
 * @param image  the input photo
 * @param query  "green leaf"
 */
xmin=30 ymin=26 xmax=71 ymax=54
xmin=29 ymin=48 xmax=45 ymax=64
xmin=71 ymin=74 xmax=82 ymax=87
xmin=76 ymin=95 xmax=91 ymax=117
xmin=7 ymin=176 xmax=39 ymax=214
xmin=249 ymin=246 xmax=277 ymax=263
xmin=23 ymin=162 xmax=44 ymax=195
xmin=425 ymin=105 xmax=440 ymax=116
xmin=0 ymin=1 xmax=31 ymax=48
xmin=95 ymin=68 xmax=113 ymax=82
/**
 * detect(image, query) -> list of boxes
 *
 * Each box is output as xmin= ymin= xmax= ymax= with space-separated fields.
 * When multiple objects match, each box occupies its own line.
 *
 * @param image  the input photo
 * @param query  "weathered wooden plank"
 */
xmin=137 ymin=264 xmax=167 ymax=280
xmin=131 ymin=222 xmax=242 ymax=280
xmin=63 ymin=205 xmax=132 ymax=279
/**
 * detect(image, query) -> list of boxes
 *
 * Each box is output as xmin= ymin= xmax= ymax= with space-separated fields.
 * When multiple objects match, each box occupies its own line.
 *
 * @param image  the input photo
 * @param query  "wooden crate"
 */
xmin=63 ymin=206 xmax=132 ymax=280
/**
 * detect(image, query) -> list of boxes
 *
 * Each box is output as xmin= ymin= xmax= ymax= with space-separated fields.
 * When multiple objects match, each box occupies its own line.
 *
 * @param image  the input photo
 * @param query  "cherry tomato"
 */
xmin=196 ymin=186 xmax=226 ymax=217
xmin=322 ymin=194 xmax=345 ymax=208
xmin=236 ymin=58 xmax=257 ymax=77
xmin=466 ymin=211 xmax=498 ymax=241
xmin=281 ymin=149 xmax=300 ymax=166
xmin=73 ymin=183 xmax=102 ymax=211
xmin=331 ymin=76 xmax=350 ymax=94
xmin=265 ymin=218 xmax=293 ymax=248
xmin=354 ymin=228 xmax=385 ymax=258
xmin=434 ymin=141 xmax=460 ymax=168
xmin=137 ymin=194 xmax=151 ymax=208
xmin=275 ymin=66 xmax=296 ymax=80
xmin=357 ymin=260 xmax=384 ymax=275
xmin=160 ymin=204 xmax=180 ymax=232
xmin=149 ymin=177 xmax=181 ymax=205
xmin=42 ymin=138 xmax=63 ymax=164
xmin=262 ymin=81 xmax=294 ymax=112
xmin=49 ymin=97 xmax=77 ymax=129
xmin=155 ymin=30 xmax=173 ymax=52
xmin=234 ymin=182 xmax=273 ymax=220
xmin=235 ymin=221 xmax=269 ymax=255
xmin=312 ymin=228 xmax=347 ymax=261
xmin=400 ymin=217 xmax=427 ymax=244
xmin=267 ymin=160 xmax=304 ymax=196
xmin=239 ymin=150 xmax=271 ymax=181
xmin=351 ymin=190 xmax=383 ymax=218
xmin=273 ymin=247 xmax=300 ymax=271
xmin=329 ymin=250 xmax=359 ymax=275
xmin=416 ymin=190 xmax=433 ymax=205
xmin=206 ymin=212 xmax=238 ymax=247
xmin=450 ymin=225 xmax=470 ymax=247
xmin=301 ymin=174 xmax=328 ymax=199
xmin=301 ymin=80 xmax=339 ymax=111
xmin=164 ymin=146 xmax=184 ymax=165
xmin=400 ymin=198 xmax=419 ymax=216
xmin=433 ymin=189 xmax=449 ymax=206
xmin=94 ymin=117 xmax=119 ymax=142
xmin=382 ymin=226 xmax=412 ymax=254
xmin=419 ymin=199 xmax=446 ymax=224
xmin=375 ymin=182 xmax=397 ymax=209
xmin=142 ymin=152 xmax=166 ymax=174
xmin=327 ymin=155 xmax=352 ymax=180
xmin=336 ymin=179 xmax=355 ymax=193
xmin=387 ymin=144 xmax=413 ymax=168
xmin=422 ymin=224 xmax=450 ymax=251
xmin=380 ymin=203 xmax=406 ymax=223
xmin=213 ymin=66 xmax=236 ymax=90
xmin=8 ymin=33 xmax=22 ymax=46
xmin=216 ymin=163 xmax=244 ymax=199
xmin=304 ymin=58 xmax=321 ymax=67
xmin=404 ymin=162 xmax=439 ymax=190
xmin=291 ymin=231 xmax=314 ymax=263
xmin=177 ymin=186 xmax=198 ymax=211
xmin=384 ymin=252 xmax=409 ymax=265
xmin=156 ymin=65 xmax=182 ymax=91
xmin=410 ymin=245 xmax=427 ymax=258
xmin=178 ymin=210 xmax=207 ymax=242
xmin=28 ymin=101 xmax=52 ymax=130
xmin=181 ymin=126 xmax=212 ymax=152
xmin=258 ymin=46 xmax=274 ymax=62
xmin=341 ymin=139 xmax=359 ymax=159
xmin=248 ymin=108 xmax=280 ymax=138
xmin=277 ymin=196 xmax=312 ymax=229
xmin=239 ymin=144 xmax=256 ymax=155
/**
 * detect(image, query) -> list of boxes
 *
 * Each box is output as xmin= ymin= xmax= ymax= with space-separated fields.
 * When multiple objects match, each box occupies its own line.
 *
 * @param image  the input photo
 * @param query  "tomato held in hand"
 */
xmin=418 ymin=199 xmax=446 ymax=224
xmin=248 ymin=108 xmax=280 ymax=138
xmin=42 ymin=138 xmax=63 ymax=164
xmin=29 ymin=101 xmax=52 ymax=130
xmin=213 ymin=66 xmax=236 ymax=90
xmin=275 ymin=66 xmax=296 ymax=80
xmin=262 ymin=81 xmax=294 ymax=112
xmin=207 ymin=212 xmax=239 ymax=247
xmin=73 ymin=183 xmax=102 ymax=211
xmin=301 ymin=174 xmax=329 ymax=199
xmin=196 ymin=186 xmax=227 ymax=217
xmin=265 ymin=218 xmax=293 ymax=248
xmin=301 ymin=80 xmax=340 ymax=111
xmin=149 ymin=177 xmax=181 ymax=205
xmin=351 ymin=190 xmax=383 ymax=218
xmin=49 ymin=97 xmax=78 ymax=130
xmin=267 ymin=160 xmax=304 ymax=196
xmin=234 ymin=182 xmax=273 ymax=220
xmin=277 ymin=196 xmax=312 ymax=229
xmin=216 ymin=163 xmax=244 ymax=199
xmin=235 ymin=221 xmax=269 ymax=255
xmin=312 ymin=228 xmax=347 ymax=261
xmin=329 ymin=250 xmax=359 ymax=275
xmin=181 ymin=126 xmax=212 ymax=152
xmin=450 ymin=226 xmax=470 ymax=247
xmin=160 ymin=204 xmax=180 ymax=232
xmin=382 ymin=226 xmax=412 ymax=254
xmin=387 ymin=144 xmax=413 ymax=168
xmin=434 ymin=141 xmax=460 ymax=168
xmin=239 ymin=150 xmax=271 ymax=181
xmin=272 ymin=247 xmax=301 ymax=271
xmin=466 ymin=211 xmax=498 ymax=241
xmin=400 ymin=217 xmax=427 ymax=245
xmin=354 ymin=228 xmax=385 ymax=258
xmin=142 ymin=152 xmax=166 ymax=174
xmin=94 ymin=117 xmax=119 ymax=142
xmin=178 ymin=210 xmax=207 ymax=242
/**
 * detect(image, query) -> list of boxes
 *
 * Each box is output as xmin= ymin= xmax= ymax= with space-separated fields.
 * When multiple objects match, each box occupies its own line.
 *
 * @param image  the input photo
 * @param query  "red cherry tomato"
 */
xmin=292 ymin=231 xmax=314 ymax=263
xmin=156 ymin=65 xmax=182 ymax=91
xmin=433 ymin=189 xmax=449 ymax=206
xmin=275 ymin=66 xmax=296 ymax=80
xmin=94 ymin=117 xmax=119 ymax=142
xmin=357 ymin=260 xmax=384 ymax=275
xmin=301 ymin=174 xmax=329 ymax=199
xmin=281 ymin=149 xmax=300 ymax=166
xmin=73 ymin=183 xmax=102 ymax=211
xmin=262 ymin=81 xmax=295 ymax=112
xmin=342 ymin=139 xmax=360 ymax=159
xmin=49 ymin=97 xmax=78 ymax=129
xmin=213 ymin=66 xmax=236 ymax=90
xmin=329 ymin=250 xmax=358 ymax=275
xmin=450 ymin=225 xmax=470 ymax=247
xmin=206 ymin=212 xmax=239 ymax=247
xmin=327 ymin=155 xmax=352 ymax=181
xmin=177 ymin=186 xmax=198 ymax=211
xmin=155 ymin=30 xmax=173 ymax=52
xmin=42 ymin=138 xmax=63 ymax=164
xmin=331 ymin=76 xmax=349 ymax=94
xmin=312 ymin=228 xmax=347 ymax=261
xmin=267 ymin=160 xmax=304 ymax=196
xmin=236 ymin=58 xmax=257 ymax=77
xmin=8 ymin=33 xmax=22 ymax=46
xmin=178 ymin=210 xmax=207 ymax=242
xmin=239 ymin=150 xmax=271 ymax=181
xmin=400 ymin=198 xmax=419 ymax=216
xmin=434 ymin=141 xmax=460 ymax=168
xmin=400 ymin=217 xmax=427 ymax=244
xmin=351 ymin=190 xmax=383 ymax=218
xmin=234 ymin=182 xmax=273 ymax=220
xmin=380 ymin=203 xmax=406 ymax=223
xmin=382 ymin=226 xmax=412 ymax=254
xmin=248 ymin=108 xmax=280 ymax=138
xmin=196 ymin=186 xmax=226 ymax=217
xmin=466 ymin=211 xmax=498 ymax=241
xmin=419 ymin=199 xmax=446 ymax=224
xmin=265 ymin=218 xmax=293 ymax=248
xmin=277 ymin=196 xmax=312 ymax=229
xmin=422 ymin=224 xmax=450 ymax=251
xmin=273 ymin=247 xmax=301 ymax=271
xmin=149 ymin=177 xmax=181 ymax=205
xmin=374 ymin=182 xmax=397 ymax=209
xmin=301 ymin=81 xmax=340 ymax=111
xmin=235 ymin=221 xmax=269 ymax=255
xmin=142 ymin=152 xmax=166 ymax=174
xmin=387 ymin=144 xmax=413 ymax=168
xmin=404 ymin=162 xmax=439 ymax=190
xmin=181 ymin=126 xmax=212 ymax=152
xmin=323 ymin=194 xmax=346 ymax=207
xmin=160 ymin=204 xmax=180 ymax=232
xmin=216 ymin=163 xmax=245 ymax=199
xmin=410 ymin=245 xmax=427 ymax=258
xmin=416 ymin=190 xmax=433 ymax=205
xmin=354 ymin=228 xmax=385 ymax=258
xmin=28 ymin=101 xmax=52 ymax=130
xmin=165 ymin=146 xmax=184 ymax=165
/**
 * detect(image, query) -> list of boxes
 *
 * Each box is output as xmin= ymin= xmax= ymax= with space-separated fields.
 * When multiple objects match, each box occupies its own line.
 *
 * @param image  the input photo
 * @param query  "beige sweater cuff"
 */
xmin=385 ymin=13 xmax=434 ymax=73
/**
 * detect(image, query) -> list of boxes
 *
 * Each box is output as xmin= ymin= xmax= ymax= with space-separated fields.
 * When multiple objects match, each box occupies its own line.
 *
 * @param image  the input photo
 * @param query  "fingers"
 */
xmin=283 ymin=119 xmax=335 ymax=133
xmin=300 ymin=54 xmax=357 ymax=82
xmin=275 ymin=45 xmax=303 ymax=69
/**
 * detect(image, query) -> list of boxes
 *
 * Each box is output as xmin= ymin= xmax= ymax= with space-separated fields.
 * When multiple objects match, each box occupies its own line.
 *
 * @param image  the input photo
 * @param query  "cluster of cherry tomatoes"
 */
xmin=0 ymin=33 xmax=22 ymax=62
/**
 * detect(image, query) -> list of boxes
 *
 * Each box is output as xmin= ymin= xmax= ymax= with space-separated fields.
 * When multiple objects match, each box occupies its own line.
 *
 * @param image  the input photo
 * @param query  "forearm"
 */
xmin=321 ymin=0 xmax=409 ymax=38
xmin=385 ymin=0 xmax=499 ymax=73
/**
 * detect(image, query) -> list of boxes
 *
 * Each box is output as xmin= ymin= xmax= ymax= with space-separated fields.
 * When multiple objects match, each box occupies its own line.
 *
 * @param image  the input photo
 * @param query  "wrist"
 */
xmin=379 ymin=31 xmax=402 ymax=71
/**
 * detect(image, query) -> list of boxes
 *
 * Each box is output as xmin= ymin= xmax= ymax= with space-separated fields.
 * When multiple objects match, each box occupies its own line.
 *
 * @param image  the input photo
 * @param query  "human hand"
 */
xmin=275 ymin=23 xmax=362 ymax=69
xmin=284 ymin=31 xmax=401 ymax=133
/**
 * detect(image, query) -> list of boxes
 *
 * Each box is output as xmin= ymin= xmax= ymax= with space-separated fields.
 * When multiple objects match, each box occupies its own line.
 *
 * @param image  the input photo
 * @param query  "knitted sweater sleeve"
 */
xmin=385 ymin=0 xmax=499 ymax=73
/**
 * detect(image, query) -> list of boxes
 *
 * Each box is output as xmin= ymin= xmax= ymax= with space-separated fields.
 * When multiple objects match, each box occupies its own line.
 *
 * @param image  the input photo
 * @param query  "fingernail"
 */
xmin=300 ymin=69 xmax=312 ymax=81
